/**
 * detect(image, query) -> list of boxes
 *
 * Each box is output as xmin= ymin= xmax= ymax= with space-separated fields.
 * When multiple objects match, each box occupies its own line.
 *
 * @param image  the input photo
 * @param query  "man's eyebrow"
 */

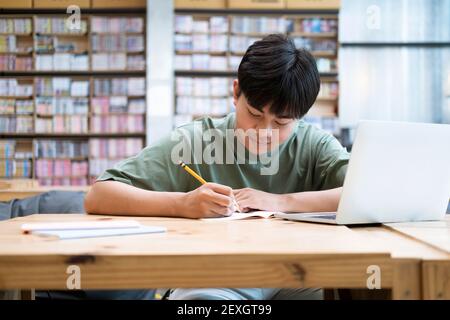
xmin=247 ymin=106 xmax=263 ymax=113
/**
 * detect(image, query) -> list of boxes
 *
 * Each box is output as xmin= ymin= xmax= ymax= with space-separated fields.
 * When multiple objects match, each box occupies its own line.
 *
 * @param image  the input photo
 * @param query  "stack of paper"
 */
xmin=21 ymin=220 xmax=166 ymax=240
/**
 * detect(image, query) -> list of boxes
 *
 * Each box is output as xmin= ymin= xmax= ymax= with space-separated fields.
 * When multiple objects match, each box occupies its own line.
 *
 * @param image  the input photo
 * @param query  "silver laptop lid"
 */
xmin=336 ymin=120 xmax=450 ymax=225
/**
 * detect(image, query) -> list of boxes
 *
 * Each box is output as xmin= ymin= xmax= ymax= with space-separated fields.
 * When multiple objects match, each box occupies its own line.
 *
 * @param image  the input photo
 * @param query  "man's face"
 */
xmin=232 ymin=80 xmax=298 ymax=153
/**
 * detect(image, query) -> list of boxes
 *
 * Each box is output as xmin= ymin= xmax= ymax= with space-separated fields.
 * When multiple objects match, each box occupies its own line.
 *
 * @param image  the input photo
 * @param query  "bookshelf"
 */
xmin=173 ymin=9 xmax=340 ymax=137
xmin=0 ymin=11 xmax=147 ymax=186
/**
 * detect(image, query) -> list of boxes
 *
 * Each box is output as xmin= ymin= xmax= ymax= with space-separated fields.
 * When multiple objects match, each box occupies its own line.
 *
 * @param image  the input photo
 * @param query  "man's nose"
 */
xmin=256 ymin=125 xmax=273 ymax=138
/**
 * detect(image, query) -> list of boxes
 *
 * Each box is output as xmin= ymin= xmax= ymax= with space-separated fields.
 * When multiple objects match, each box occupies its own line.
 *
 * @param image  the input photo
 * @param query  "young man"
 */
xmin=85 ymin=34 xmax=350 ymax=300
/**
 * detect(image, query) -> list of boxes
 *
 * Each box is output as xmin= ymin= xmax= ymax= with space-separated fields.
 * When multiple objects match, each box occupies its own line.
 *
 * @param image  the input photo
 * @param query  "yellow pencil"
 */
xmin=179 ymin=161 xmax=241 ymax=212
xmin=179 ymin=161 xmax=207 ymax=184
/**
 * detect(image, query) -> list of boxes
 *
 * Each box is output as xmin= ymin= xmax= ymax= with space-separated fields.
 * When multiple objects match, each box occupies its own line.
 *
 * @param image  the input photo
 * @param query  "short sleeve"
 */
xmin=313 ymin=133 xmax=350 ymax=190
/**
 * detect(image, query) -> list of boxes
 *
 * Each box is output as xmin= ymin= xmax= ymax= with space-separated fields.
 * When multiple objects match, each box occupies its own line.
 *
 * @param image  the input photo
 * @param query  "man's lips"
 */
xmin=248 ymin=136 xmax=272 ymax=145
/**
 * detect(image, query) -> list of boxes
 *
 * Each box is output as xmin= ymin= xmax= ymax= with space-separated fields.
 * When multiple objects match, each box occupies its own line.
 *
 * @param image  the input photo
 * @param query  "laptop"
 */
xmin=275 ymin=120 xmax=450 ymax=225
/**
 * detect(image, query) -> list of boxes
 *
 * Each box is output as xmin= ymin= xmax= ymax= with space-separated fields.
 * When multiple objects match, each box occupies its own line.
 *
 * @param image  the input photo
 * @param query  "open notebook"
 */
xmin=202 ymin=211 xmax=278 ymax=221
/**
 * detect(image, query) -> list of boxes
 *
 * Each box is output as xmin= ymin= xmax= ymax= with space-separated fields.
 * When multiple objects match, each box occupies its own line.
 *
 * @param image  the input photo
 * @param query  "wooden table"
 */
xmin=1 ymin=213 xmax=447 ymax=300
xmin=0 ymin=186 xmax=90 ymax=202
xmin=384 ymin=216 xmax=450 ymax=299
xmin=350 ymin=219 xmax=449 ymax=300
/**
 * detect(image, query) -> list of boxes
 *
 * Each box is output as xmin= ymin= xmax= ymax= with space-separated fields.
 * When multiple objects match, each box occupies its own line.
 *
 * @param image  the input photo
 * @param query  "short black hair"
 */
xmin=237 ymin=34 xmax=321 ymax=119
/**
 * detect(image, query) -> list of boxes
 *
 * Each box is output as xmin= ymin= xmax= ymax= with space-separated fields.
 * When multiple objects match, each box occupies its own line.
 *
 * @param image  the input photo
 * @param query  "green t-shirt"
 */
xmin=97 ymin=113 xmax=350 ymax=194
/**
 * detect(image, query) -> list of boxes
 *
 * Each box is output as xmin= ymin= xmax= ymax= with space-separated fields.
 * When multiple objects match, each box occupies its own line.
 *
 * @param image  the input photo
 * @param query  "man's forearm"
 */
xmin=277 ymin=187 xmax=342 ymax=213
xmin=84 ymin=181 xmax=184 ymax=217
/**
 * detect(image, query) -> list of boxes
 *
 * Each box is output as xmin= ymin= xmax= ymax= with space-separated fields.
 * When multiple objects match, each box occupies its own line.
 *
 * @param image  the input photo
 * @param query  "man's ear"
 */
xmin=232 ymin=79 xmax=240 ymax=106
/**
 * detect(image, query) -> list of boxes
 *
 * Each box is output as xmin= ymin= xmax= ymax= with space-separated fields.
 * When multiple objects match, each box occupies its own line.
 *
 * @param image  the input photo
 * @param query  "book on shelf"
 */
xmin=16 ymin=100 xmax=34 ymax=114
xmin=35 ymin=140 xmax=89 ymax=158
xmin=231 ymin=16 xmax=286 ymax=34
xmin=174 ymin=52 xmax=237 ymax=72
xmin=34 ymin=35 xmax=55 ymax=53
xmin=175 ymin=15 xmax=193 ymax=34
xmin=0 ymin=35 xmax=17 ymax=52
xmin=0 ymin=55 xmax=32 ymax=71
xmin=176 ymin=96 xmax=229 ymax=116
xmin=90 ymin=115 xmax=144 ymax=133
xmin=0 ymin=141 xmax=33 ymax=178
xmin=210 ymin=17 xmax=228 ymax=33
xmin=34 ymin=17 xmax=87 ymax=34
xmin=92 ymin=53 xmax=127 ymax=70
xmin=36 ymin=97 xmax=88 ymax=115
xmin=127 ymin=78 xmax=146 ymax=95
xmin=34 ymin=34 xmax=87 ymax=53
xmin=71 ymin=81 xmax=89 ymax=97
xmin=91 ymin=34 xmax=144 ymax=52
xmin=36 ymin=77 xmax=89 ymax=97
xmin=175 ymin=15 xmax=228 ymax=34
xmin=176 ymin=77 xmax=230 ymax=97
xmin=92 ymin=97 xmax=146 ymax=114
xmin=175 ymin=34 xmax=192 ymax=51
xmin=0 ymin=140 xmax=16 ymax=158
xmin=38 ymin=177 xmax=88 ymax=187
xmin=0 ymin=115 xmax=33 ymax=133
xmin=90 ymin=138 xmax=143 ymax=159
xmin=0 ymin=79 xmax=33 ymax=96
xmin=93 ymin=77 xmax=145 ymax=96
xmin=91 ymin=17 xmax=144 ymax=34
xmin=175 ymin=54 xmax=192 ymax=70
xmin=0 ymin=159 xmax=32 ymax=178
xmin=126 ymin=55 xmax=145 ymax=70
xmin=0 ymin=140 xmax=33 ymax=160
xmin=175 ymin=76 xmax=232 ymax=122
xmin=0 ymin=35 xmax=33 ymax=54
xmin=36 ymin=159 xmax=88 ymax=179
xmin=35 ymin=53 xmax=89 ymax=71
xmin=35 ymin=115 xmax=88 ymax=133
xmin=29 ymin=152 xmax=90 ymax=181
xmin=292 ymin=37 xmax=337 ymax=53
xmin=0 ymin=99 xmax=15 ymax=114
xmin=0 ymin=18 xmax=32 ymax=34
xmin=0 ymin=99 xmax=33 ymax=115
xmin=175 ymin=33 xmax=228 ymax=53
xmin=286 ymin=17 xmax=337 ymax=34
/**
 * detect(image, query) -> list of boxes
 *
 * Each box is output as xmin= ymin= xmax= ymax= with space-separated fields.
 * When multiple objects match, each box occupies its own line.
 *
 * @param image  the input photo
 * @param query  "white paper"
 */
xmin=32 ymin=225 xmax=167 ymax=240
xmin=202 ymin=211 xmax=278 ymax=221
xmin=21 ymin=220 xmax=141 ymax=233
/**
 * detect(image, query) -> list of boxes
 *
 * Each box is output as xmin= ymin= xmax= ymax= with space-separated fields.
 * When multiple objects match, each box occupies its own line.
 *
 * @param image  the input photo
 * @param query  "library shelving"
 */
xmin=0 ymin=10 xmax=147 ymax=186
xmin=173 ymin=8 xmax=340 ymax=137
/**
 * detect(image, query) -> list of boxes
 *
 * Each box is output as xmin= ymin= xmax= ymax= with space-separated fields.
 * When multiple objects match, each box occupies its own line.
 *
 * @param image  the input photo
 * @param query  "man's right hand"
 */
xmin=180 ymin=183 xmax=236 ymax=219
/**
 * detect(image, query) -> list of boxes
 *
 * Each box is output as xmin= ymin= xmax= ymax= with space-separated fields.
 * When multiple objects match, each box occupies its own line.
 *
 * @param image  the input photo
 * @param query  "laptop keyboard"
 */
xmin=310 ymin=214 xmax=337 ymax=220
